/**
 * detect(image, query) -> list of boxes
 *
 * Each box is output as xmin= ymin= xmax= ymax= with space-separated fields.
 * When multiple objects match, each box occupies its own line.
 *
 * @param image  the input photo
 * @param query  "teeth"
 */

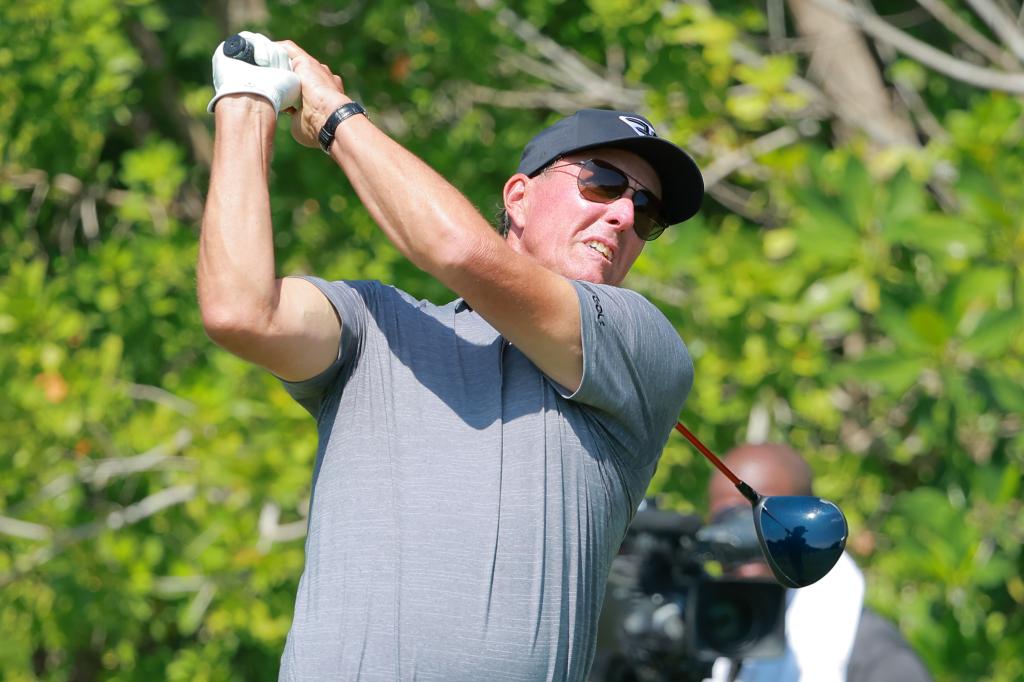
xmin=586 ymin=241 xmax=613 ymax=262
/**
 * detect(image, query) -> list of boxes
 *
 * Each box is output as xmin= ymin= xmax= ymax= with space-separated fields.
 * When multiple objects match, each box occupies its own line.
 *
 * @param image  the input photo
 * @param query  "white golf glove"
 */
xmin=208 ymin=31 xmax=299 ymax=114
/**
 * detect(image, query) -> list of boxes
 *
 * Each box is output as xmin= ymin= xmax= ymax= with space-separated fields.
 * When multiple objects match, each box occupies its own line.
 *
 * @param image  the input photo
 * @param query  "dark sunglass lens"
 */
xmin=632 ymin=191 xmax=667 ymax=240
xmin=638 ymin=222 xmax=666 ymax=241
xmin=578 ymin=160 xmax=628 ymax=202
xmin=753 ymin=496 xmax=848 ymax=588
xmin=632 ymin=216 xmax=656 ymax=241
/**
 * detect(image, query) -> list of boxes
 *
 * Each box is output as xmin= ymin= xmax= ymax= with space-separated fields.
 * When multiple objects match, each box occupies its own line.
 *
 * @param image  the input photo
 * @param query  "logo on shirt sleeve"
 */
xmin=592 ymin=294 xmax=606 ymax=326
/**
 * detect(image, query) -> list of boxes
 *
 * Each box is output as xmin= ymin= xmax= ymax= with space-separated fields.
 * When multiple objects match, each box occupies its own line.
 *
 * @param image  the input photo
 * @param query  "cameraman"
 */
xmin=704 ymin=444 xmax=932 ymax=682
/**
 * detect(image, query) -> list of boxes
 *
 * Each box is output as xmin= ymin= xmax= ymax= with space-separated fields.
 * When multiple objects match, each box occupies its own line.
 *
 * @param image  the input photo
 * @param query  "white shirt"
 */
xmin=707 ymin=553 xmax=865 ymax=682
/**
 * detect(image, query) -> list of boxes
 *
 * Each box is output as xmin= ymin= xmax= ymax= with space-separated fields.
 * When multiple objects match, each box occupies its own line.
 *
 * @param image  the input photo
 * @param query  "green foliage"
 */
xmin=1 ymin=1 xmax=1021 ymax=680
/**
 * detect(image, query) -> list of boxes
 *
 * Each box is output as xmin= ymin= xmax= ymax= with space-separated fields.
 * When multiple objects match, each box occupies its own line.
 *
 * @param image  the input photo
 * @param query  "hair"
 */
xmin=495 ymin=207 xmax=511 ymax=238
xmin=495 ymin=158 xmax=561 ymax=239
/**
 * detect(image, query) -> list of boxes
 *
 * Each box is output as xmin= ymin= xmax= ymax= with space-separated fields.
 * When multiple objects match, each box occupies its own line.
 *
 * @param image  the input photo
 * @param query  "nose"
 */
xmin=603 ymin=193 xmax=636 ymax=232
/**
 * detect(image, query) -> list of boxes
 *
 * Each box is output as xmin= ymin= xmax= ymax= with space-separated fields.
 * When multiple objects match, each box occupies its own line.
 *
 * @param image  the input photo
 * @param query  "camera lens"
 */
xmin=700 ymin=598 xmax=754 ymax=651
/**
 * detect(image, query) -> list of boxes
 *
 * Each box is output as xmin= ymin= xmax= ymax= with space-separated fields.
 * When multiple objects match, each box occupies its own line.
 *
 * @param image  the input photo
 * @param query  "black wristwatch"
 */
xmin=318 ymin=102 xmax=367 ymax=154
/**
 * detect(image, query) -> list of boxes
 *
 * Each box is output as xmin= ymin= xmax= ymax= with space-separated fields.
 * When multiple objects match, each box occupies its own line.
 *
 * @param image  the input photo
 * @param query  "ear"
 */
xmin=502 ymin=174 xmax=530 ymax=240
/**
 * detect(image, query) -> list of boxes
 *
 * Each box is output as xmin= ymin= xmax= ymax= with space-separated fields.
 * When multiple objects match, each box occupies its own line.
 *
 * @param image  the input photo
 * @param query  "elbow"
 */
xmin=199 ymin=303 xmax=234 ymax=339
xmin=200 ymin=302 xmax=268 ymax=351
xmin=423 ymin=230 xmax=498 ymax=282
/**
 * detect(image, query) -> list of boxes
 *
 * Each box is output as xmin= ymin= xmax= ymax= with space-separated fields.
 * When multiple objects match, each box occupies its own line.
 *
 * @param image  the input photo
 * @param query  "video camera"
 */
xmin=590 ymin=501 xmax=788 ymax=682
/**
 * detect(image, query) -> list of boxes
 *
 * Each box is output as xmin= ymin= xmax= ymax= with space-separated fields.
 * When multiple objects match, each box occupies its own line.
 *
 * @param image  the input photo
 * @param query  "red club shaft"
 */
xmin=674 ymin=421 xmax=760 ymax=504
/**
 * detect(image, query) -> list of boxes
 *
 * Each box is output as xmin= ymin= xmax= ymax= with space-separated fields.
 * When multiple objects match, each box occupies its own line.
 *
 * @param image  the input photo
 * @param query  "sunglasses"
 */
xmin=547 ymin=158 xmax=669 ymax=241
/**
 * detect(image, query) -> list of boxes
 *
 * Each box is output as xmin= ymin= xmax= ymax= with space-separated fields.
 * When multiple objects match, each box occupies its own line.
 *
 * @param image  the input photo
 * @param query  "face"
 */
xmin=504 ymin=148 xmax=662 ymax=286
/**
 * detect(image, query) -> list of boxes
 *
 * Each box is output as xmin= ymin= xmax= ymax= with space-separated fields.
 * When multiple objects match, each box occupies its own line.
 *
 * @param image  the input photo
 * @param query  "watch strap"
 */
xmin=318 ymin=101 xmax=367 ymax=154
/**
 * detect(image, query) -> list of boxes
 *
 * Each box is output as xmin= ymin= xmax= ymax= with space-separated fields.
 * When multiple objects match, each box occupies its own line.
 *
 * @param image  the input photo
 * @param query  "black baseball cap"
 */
xmin=516 ymin=109 xmax=704 ymax=225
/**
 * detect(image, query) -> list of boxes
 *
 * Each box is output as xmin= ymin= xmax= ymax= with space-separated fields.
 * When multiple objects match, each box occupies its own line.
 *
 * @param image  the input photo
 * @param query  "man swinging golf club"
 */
xmin=199 ymin=32 xmax=702 ymax=680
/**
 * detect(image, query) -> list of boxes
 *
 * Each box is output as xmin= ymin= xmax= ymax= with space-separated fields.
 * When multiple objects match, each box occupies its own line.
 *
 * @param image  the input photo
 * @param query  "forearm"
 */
xmin=198 ymin=97 xmax=280 ymax=330
xmin=328 ymin=113 xmax=503 ymax=284
xmin=280 ymin=39 xmax=582 ymax=388
xmin=328 ymin=114 xmax=581 ymax=386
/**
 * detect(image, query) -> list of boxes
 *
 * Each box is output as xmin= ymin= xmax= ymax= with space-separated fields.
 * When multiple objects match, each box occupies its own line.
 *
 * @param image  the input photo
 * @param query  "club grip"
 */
xmin=223 ymin=34 xmax=256 ymax=64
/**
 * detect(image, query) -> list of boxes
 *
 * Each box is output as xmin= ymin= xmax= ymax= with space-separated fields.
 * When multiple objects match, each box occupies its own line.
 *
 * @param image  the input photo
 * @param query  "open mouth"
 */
xmin=585 ymin=240 xmax=613 ymax=263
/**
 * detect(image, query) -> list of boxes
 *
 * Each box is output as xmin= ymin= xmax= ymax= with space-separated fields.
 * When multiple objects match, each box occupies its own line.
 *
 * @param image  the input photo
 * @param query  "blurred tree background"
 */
xmin=1 ymin=0 xmax=1021 ymax=679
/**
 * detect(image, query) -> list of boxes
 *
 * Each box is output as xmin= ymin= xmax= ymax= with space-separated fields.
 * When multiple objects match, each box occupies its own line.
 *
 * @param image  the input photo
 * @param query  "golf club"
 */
xmin=223 ymin=34 xmax=256 ymax=65
xmin=674 ymin=421 xmax=848 ymax=588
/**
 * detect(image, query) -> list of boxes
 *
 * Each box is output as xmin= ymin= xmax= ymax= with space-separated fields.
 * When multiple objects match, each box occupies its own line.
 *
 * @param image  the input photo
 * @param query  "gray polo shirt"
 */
xmin=278 ymin=277 xmax=692 ymax=681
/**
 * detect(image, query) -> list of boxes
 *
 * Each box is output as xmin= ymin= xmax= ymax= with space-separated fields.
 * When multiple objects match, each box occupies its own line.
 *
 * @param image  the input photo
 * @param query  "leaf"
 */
xmin=763 ymin=228 xmax=797 ymax=259
xmin=834 ymin=353 xmax=927 ymax=394
xmin=973 ymin=554 xmax=1013 ymax=588
xmin=818 ymin=309 xmax=860 ymax=336
xmin=734 ymin=55 xmax=796 ymax=94
xmin=981 ymin=373 xmax=1024 ymax=412
xmin=840 ymin=158 xmax=875 ymax=229
xmin=960 ymin=309 xmax=1023 ymax=358
xmin=800 ymin=271 xmax=860 ymax=313
xmin=177 ymin=583 xmax=216 ymax=636
xmin=120 ymin=138 xmax=187 ymax=204
xmin=884 ymin=214 xmax=986 ymax=259
xmin=997 ymin=465 xmax=1022 ymax=504
xmin=726 ymin=92 xmax=771 ymax=123
xmin=884 ymin=168 xmax=928 ymax=224
xmin=791 ymin=191 xmax=862 ymax=263
xmin=908 ymin=305 xmax=953 ymax=348
xmin=948 ymin=268 xmax=1010 ymax=322
xmin=888 ymin=489 xmax=967 ymax=575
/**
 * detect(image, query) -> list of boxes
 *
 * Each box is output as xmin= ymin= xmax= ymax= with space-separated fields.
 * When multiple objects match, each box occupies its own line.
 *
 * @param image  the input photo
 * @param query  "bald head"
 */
xmin=708 ymin=443 xmax=814 ymax=517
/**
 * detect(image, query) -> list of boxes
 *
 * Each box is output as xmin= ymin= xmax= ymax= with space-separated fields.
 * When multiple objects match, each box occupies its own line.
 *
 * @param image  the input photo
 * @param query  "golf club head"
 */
xmin=751 ymin=495 xmax=849 ymax=588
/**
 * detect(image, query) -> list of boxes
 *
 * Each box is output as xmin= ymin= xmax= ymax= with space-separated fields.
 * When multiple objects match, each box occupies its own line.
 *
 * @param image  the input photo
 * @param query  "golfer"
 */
xmin=199 ymin=32 xmax=703 ymax=681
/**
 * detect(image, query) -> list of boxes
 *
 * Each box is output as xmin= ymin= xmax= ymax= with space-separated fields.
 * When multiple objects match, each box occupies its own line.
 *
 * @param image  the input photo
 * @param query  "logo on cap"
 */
xmin=619 ymin=115 xmax=656 ymax=137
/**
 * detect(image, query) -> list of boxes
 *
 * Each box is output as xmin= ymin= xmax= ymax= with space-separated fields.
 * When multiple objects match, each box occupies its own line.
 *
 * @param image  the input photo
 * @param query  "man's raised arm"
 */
xmin=198 ymin=35 xmax=341 ymax=382
xmin=282 ymin=41 xmax=585 ymax=391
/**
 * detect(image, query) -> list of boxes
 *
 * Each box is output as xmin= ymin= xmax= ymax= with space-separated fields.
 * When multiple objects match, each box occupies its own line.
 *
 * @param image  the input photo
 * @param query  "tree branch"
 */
xmin=0 ymin=165 xmax=201 ymax=228
xmin=965 ymin=0 xmax=1024 ymax=63
xmin=809 ymin=0 xmax=1024 ymax=93
xmin=225 ymin=0 xmax=268 ymax=29
xmin=82 ymin=429 xmax=194 ymax=489
xmin=708 ymin=179 xmax=781 ymax=226
xmin=681 ymin=0 xmax=930 ymax=153
xmin=768 ymin=0 xmax=789 ymax=50
xmin=124 ymin=21 xmax=213 ymax=169
xmin=126 ymin=383 xmax=198 ymax=416
xmin=915 ymin=0 xmax=1020 ymax=70
xmin=256 ymin=502 xmax=308 ymax=553
xmin=746 ymin=402 xmax=772 ymax=444
xmin=460 ymin=84 xmax=640 ymax=113
xmin=6 ymin=430 xmax=194 ymax=518
xmin=0 ymin=516 xmax=53 ymax=541
xmin=700 ymin=125 xmax=805 ymax=188
xmin=470 ymin=0 xmax=644 ymax=110
xmin=791 ymin=0 xmax=921 ymax=147
xmin=316 ymin=2 xmax=366 ymax=27
xmin=153 ymin=575 xmax=208 ymax=595
xmin=0 ymin=484 xmax=197 ymax=587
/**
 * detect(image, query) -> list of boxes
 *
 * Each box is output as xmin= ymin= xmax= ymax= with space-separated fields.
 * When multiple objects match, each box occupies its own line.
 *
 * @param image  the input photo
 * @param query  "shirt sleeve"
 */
xmin=277 ymin=276 xmax=376 ymax=418
xmin=563 ymin=280 xmax=694 ymax=467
